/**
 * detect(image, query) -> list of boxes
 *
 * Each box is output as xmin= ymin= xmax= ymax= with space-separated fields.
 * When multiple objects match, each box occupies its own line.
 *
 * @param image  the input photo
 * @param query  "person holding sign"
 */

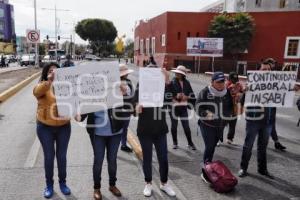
xmin=33 ymin=63 xmax=72 ymax=199
xmin=134 ymin=65 xmax=176 ymax=197
xmin=75 ymin=107 xmax=125 ymax=199
xmin=238 ymin=61 xmax=276 ymax=179
xmin=119 ymin=64 xmax=134 ymax=153
xmin=195 ymin=72 xmax=233 ymax=182
xmin=169 ymin=65 xmax=196 ymax=150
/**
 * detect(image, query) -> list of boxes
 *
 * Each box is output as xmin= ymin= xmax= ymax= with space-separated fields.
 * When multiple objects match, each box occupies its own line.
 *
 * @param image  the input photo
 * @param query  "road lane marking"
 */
xmin=24 ymin=136 xmax=40 ymax=168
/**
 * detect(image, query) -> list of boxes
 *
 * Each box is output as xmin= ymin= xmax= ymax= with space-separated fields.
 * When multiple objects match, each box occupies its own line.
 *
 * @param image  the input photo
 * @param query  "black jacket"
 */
xmin=81 ymin=107 xmax=125 ymax=135
xmin=122 ymin=78 xmax=134 ymax=114
xmin=196 ymin=86 xmax=233 ymax=127
xmin=133 ymin=83 xmax=172 ymax=136
xmin=170 ymin=77 xmax=196 ymax=108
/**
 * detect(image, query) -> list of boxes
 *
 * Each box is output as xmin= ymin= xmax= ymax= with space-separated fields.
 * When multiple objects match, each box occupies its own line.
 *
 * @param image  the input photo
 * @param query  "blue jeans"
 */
xmin=37 ymin=121 xmax=71 ymax=187
xmin=138 ymin=134 xmax=168 ymax=183
xmin=240 ymin=121 xmax=272 ymax=171
xmin=89 ymin=134 xmax=121 ymax=189
xmin=199 ymin=121 xmax=224 ymax=164
xmin=121 ymin=115 xmax=131 ymax=147
xmin=170 ymin=106 xmax=194 ymax=146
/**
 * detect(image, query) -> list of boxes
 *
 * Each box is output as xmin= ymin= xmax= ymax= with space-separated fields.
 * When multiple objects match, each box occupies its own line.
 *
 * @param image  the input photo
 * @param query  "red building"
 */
xmin=134 ymin=11 xmax=300 ymax=76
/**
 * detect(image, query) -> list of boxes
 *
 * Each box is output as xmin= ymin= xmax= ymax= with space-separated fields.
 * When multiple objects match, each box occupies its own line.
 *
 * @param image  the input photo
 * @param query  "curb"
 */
xmin=127 ymin=129 xmax=143 ymax=160
xmin=0 ymin=71 xmax=41 ymax=103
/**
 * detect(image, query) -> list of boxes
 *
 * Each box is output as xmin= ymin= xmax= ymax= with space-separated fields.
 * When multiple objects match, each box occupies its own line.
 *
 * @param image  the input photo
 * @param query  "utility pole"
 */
xmin=34 ymin=0 xmax=38 ymax=67
xmin=41 ymin=6 xmax=70 ymax=62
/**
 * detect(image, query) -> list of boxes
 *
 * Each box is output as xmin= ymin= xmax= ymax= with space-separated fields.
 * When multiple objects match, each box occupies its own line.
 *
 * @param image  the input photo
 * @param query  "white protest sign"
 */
xmin=139 ymin=68 xmax=165 ymax=107
xmin=245 ymin=71 xmax=297 ymax=107
xmin=53 ymin=62 xmax=123 ymax=117
xmin=187 ymin=37 xmax=223 ymax=57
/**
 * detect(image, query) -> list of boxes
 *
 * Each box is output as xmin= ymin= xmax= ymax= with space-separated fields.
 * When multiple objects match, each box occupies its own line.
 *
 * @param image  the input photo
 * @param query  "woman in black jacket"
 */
xmin=169 ymin=65 xmax=196 ymax=150
xmin=196 ymin=72 xmax=233 ymax=170
xmin=134 ymin=65 xmax=176 ymax=197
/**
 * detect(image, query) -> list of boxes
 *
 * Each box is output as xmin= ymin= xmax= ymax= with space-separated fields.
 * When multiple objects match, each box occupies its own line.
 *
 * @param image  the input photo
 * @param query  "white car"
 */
xmin=85 ymin=54 xmax=101 ymax=61
xmin=20 ymin=54 xmax=35 ymax=66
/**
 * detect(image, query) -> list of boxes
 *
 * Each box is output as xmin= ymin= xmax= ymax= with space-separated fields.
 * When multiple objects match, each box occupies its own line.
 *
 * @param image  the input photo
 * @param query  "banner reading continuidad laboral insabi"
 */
xmin=245 ymin=71 xmax=297 ymax=107
xmin=53 ymin=62 xmax=123 ymax=117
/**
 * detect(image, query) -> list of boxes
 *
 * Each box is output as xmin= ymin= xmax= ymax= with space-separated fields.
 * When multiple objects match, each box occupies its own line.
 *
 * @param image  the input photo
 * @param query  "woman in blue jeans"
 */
xmin=76 ymin=107 xmax=125 ymax=200
xmin=33 ymin=62 xmax=72 ymax=198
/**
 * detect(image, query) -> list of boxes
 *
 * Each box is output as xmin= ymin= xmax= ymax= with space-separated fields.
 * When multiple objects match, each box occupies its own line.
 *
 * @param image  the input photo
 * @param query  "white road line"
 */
xmin=24 ymin=136 xmax=40 ymax=168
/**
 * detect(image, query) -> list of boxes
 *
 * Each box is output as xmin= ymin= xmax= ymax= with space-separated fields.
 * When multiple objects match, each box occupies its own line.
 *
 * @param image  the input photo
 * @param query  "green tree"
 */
xmin=75 ymin=18 xmax=117 ymax=56
xmin=208 ymin=13 xmax=255 ymax=56
xmin=125 ymin=38 xmax=134 ymax=58
xmin=39 ymin=43 xmax=46 ymax=55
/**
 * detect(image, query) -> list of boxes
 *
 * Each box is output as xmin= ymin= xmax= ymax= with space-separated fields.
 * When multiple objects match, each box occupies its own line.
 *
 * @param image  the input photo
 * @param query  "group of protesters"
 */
xmin=33 ymin=57 xmax=299 ymax=199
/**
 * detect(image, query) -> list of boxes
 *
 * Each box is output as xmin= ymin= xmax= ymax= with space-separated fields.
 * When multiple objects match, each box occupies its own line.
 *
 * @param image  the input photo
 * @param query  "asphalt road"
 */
xmin=0 ymin=60 xmax=299 ymax=200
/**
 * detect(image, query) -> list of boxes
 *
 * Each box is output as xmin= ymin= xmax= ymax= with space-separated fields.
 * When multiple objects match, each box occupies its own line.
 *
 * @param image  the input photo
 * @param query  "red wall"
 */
xmin=134 ymin=11 xmax=300 ymax=69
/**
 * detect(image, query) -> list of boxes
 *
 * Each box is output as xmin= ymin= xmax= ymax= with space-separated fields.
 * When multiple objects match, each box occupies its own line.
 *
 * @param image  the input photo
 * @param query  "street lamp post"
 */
xmin=34 ymin=0 xmax=38 ymax=67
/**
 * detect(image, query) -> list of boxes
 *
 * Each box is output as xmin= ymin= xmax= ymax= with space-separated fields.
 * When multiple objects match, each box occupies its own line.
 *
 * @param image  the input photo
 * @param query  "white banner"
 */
xmin=53 ymin=62 xmax=123 ymax=117
xmin=187 ymin=37 xmax=223 ymax=57
xmin=245 ymin=71 xmax=297 ymax=107
xmin=139 ymin=68 xmax=165 ymax=107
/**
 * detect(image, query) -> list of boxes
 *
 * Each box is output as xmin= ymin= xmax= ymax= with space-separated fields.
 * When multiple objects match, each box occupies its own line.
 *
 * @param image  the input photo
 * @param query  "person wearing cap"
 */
xmin=264 ymin=58 xmax=287 ymax=151
xmin=133 ymin=63 xmax=176 ymax=197
xmin=195 ymin=72 xmax=233 ymax=181
xmin=169 ymin=65 xmax=196 ymax=150
xmin=238 ymin=61 xmax=276 ymax=179
xmin=223 ymin=71 xmax=245 ymax=145
xmin=119 ymin=64 xmax=134 ymax=152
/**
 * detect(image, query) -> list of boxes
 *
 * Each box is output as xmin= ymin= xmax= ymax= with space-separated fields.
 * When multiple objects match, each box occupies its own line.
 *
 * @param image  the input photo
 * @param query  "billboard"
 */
xmin=187 ymin=37 xmax=223 ymax=57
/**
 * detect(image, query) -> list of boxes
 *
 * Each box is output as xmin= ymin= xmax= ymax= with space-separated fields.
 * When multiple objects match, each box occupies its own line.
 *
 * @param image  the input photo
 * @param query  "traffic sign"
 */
xmin=26 ymin=29 xmax=40 ymax=43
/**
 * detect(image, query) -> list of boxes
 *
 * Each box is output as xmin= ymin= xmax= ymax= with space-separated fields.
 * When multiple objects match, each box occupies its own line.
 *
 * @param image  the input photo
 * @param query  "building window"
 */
xmin=140 ymin=39 xmax=144 ymax=55
xmin=134 ymin=37 xmax=139 ymax=51
xmin=284 ymin=37 xmax=300 ymax=58
xmin=161 ymin=34 xmax=166 ymax=47
xmin=146 ymin=38 xmax=150 ymax=55
xmin=0 ymin=20 xmax=4 ymax=31
xmin=177 ymin=32 xmax=181 ymax=40
xmin=0 ymin=8 xmax=4 ymax=18
xmin=279 ymin=0 xmax=286 ymax=8
xmin=255 ymin=0 xmax=262 ymax=7
xmin=187 ymin=32 xmax=191 ymax=37
xmin=151 ymin=37 xmax=156 ymax=55
xmin=196 ymin=32 xmax=200 ymax=37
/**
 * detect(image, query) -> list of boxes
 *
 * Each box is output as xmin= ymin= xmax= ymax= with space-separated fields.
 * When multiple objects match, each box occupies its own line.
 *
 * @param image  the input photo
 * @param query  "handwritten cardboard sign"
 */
xmin=53 ymin=62 xmax=123 ymax=117
xmin=245 ymin=71 xmax=297 ymax=107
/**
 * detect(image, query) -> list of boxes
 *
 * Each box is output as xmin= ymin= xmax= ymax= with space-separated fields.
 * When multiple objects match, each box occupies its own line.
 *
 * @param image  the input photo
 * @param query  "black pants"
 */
xmin=138 ymin=134 xmax=168 ymax=183
xmin=227 ymin=118 xmax=238 ymax=140
xmin=170 ymin=106 xmax=194 ymax=146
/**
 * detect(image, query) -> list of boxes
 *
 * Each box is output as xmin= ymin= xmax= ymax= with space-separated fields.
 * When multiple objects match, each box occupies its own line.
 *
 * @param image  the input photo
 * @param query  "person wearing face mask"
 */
xmin=169 ymin=65 xmax=196 ymax=150
xmin=238 ymin=61 xmax=276 ymax=179
xmin=195 ymin=72 xmax=233 ymax=182
xmin=33 ymin=62 xmax=72 ymax=198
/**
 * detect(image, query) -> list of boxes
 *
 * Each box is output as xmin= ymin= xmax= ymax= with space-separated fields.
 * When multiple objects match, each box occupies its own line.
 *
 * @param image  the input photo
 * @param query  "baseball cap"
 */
xmin=212 ymin=72 xmax=225 ymax=82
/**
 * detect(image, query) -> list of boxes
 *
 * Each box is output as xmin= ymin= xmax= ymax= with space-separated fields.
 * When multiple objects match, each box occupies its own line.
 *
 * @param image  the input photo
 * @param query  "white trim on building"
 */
xmin=284 ymin=36 xmax=300 ymax=59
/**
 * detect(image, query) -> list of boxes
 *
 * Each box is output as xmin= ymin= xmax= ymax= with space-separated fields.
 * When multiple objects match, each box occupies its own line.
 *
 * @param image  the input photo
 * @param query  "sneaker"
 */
xmin=238 ymin=169 xmax=248 ymax=177
xmin=143 ymin=183 xmax=152 ymax=197
xmin=227 ymin=139 xmax=233 ymax=144
xmin=173 ymin=144 xmax=178 ymax=149
xmin=216 ymin=142 xmax=222 ymax=147
xmin=258 ymin=169 xmax=274 ymax=179
xmin=275 ymin=142 xmax=286 ymax=151
xmin=59 ymin=183 xmax=71 ymax=195
xmin=201 ymin=173 xmax=209 ymax=184
xmin=187 ymin=144 xmax=197 ymax=150
xmin=160 ymin=183 xmax=176 ymax=197
xmin=121 ymin=145 xmax=133 ymax=153
xmin=43 ymin=186 xmax=54 ymax=199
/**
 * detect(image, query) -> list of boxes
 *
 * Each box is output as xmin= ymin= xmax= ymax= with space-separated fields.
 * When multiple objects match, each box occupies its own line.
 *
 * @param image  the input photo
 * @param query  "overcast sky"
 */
xmin=10 ymin=0 xmax=219 ymax=44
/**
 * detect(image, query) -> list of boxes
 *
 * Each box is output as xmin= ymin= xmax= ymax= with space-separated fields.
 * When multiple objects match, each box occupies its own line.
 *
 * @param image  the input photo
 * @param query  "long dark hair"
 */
xmin=40 ymin=62 xmax=60 ymax=82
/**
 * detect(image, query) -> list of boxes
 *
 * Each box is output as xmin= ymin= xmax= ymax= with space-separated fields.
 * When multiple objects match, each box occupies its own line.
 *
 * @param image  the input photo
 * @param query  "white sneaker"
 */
xmin=143 ymin=183 xmax=152 ymax=197
xmin=160 ymin=183 xmax=176 ymax=197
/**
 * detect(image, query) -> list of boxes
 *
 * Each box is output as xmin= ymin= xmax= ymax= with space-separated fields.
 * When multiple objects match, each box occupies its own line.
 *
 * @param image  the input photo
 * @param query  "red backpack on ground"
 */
xmin=202 ymin=160 xmax=238 ymax=193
